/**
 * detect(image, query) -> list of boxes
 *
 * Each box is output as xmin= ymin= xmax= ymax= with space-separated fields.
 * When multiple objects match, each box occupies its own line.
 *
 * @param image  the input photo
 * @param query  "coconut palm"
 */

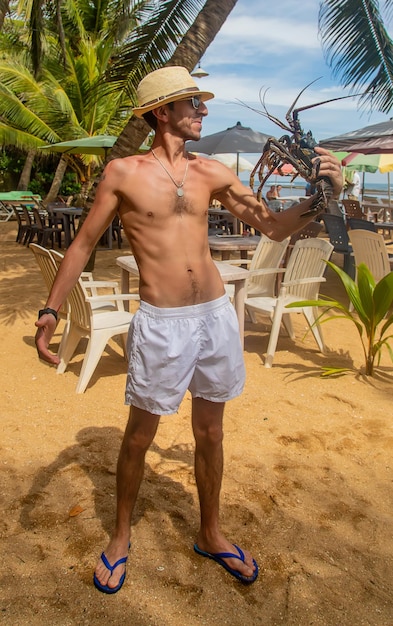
xmin=0 ymin=37 xmax=133 ymax=198
xmin=0 ymin=0 xmax=212 ymax=198
xmin=108 ymin=0 xmax=239 ymax=161
xmin=318 ymin=0 xmax=393 ymax=113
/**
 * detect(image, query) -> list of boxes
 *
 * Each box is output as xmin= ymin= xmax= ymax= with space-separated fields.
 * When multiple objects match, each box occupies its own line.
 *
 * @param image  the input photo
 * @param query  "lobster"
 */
xmin=244 ymin=80 xmax=356 ymax=217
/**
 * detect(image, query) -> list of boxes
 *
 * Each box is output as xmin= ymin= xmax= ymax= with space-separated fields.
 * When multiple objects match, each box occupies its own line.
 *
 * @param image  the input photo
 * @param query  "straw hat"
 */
xmin=133 ymin=66 xmax=214 ymax=118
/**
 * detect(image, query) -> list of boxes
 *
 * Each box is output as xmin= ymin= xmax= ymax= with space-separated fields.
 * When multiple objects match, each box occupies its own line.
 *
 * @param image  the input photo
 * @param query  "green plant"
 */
xmin=286 ymin=260 xmax=393 ymax=376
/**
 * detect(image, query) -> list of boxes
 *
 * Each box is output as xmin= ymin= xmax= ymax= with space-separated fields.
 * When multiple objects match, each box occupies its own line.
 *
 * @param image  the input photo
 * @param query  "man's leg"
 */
xmin=192 ymin=397 xmax=256 ymax=579
xmin=94 ymin=405 xmax=160 ymax=590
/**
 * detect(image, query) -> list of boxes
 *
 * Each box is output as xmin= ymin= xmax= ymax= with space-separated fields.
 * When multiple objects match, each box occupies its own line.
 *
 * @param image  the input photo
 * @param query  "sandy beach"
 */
xmin=1 ymin=219 xmax=393 ymax=625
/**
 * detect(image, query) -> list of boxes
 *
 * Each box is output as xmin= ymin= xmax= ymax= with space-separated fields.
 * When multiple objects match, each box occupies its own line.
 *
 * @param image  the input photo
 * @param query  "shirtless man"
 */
xmin=35 ymin=66 xmax=343 ymax=593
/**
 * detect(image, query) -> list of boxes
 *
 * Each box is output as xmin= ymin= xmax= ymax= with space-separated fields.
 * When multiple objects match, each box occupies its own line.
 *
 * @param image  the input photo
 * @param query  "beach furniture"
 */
xmin=347 ymin=218 xmax=376 ymax=232
xmin=220 ymin=234 xmax=290 ymax=301
xmin=30 ymin=244 xmax=69 ymax=327
xmin=11 ymin=204 xmax=29 ymax=243
xmin=348 ymin=229 xmax=393 ymax=282
xmin=31 ymin=243 xmax=138 ymax=393
xmin=50 ymin=249 xmax=138 ymax=393
xmin=244 ymin=237 xmax=334 ymax=367
xmin=321 ymin=214 xmax=355 ymax=278
xmin=342 ymin=199 xmax=365 ymax=220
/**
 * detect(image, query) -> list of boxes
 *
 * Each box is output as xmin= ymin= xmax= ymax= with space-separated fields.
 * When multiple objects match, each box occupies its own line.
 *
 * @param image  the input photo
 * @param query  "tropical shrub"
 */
xmin=286 ymin=260 xmax=393 ymax=376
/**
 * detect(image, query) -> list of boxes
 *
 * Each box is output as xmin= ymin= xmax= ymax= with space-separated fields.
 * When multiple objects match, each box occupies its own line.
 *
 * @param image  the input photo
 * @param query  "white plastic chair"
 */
xmin=50 ymin=249 xmax=139 ymax=393
xmin=245 ymin=237 xmax=334 ymax=367
xmin=31 ymin=242 xmax=120 ymax=322
xmin=30 ymin=243 xmax=69 ymax=323
xmin=50 ymin=248 xmax=121 ymax=308
xmin=348 ymin=229 xmax=393 ymax=282
xmin=222 ymin=235 xmax=290 ymax=301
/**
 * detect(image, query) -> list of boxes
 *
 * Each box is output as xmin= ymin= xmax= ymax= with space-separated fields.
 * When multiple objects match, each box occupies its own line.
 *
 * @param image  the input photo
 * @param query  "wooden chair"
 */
xmin=342 ymin=199 xmax=364 ymax=220
xmin=12 ymin=204 xmax=29 ymax=243
xmin=111 ymin=214 xmax=123 ymax=248
xmin=45 ymin=203 xmax=69 ymax=245
xmin=21 ymin=204 xmax=40 ymax=245
xmin=31 ymin=206 xmax=63 ymax=248
xmin=244 ymin=238 xmax=334 ymax=367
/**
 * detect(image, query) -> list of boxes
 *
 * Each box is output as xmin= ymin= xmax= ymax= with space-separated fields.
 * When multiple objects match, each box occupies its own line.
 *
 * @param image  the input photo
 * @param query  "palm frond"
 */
xmin=319 ymin=0 xmax=393 ymax=113
xmin=106 ymin=0 xmax=206 ymax=90
xmin=0 ymin=121 xmax=54 ymax=149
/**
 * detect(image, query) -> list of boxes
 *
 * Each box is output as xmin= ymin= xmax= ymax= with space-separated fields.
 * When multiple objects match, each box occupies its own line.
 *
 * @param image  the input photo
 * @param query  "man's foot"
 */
xmin=93 ymin=540 xmax=130 ymax=594
xmin=194 ymin=537 xmax=258 ymax=584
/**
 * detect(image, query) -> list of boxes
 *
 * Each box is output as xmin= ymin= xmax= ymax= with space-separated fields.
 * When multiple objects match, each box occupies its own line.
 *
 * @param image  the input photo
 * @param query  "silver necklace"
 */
xmin=151 ymin=149 xmax=189 ymax=197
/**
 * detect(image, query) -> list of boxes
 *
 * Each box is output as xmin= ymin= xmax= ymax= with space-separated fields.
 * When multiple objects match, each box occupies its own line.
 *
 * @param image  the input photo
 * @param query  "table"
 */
xmin=116 ymin=255 xmax=250 ymax=348
xmin=362 ymin=203 xmax=393 ymax=223
xmin=376 ymin=221 xmax=393 ymax=236
xmin=362 ymin=203 xmax=385 ymax=222
xmin=208 ymin=207 xmax=238 ymax=234
xmin=208 ymin=235 xmax=260 ymax=263
xmin=51 ymin=207 xmax=82 ymax=247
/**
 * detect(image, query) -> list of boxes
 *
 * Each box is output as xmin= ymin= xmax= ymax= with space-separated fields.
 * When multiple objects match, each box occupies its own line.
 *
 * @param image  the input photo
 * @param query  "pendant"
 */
xmin=177 ymin=188 xmax=184 ymax=197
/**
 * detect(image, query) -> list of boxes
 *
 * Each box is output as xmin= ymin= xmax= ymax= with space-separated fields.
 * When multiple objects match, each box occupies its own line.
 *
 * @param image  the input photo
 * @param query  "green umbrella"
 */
xmin=40 ymin=135 xmax=118 ymax=157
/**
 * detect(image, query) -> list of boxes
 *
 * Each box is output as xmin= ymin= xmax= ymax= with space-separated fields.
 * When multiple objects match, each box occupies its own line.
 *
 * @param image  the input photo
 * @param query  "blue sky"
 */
xmin=191 ymin=0 xmax=390 ymax=181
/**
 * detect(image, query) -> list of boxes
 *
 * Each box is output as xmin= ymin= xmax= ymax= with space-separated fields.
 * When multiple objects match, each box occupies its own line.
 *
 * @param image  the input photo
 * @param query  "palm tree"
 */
xmin=83 ymin=0 xmax=239 ymax=269
xmin=108 ymin=0 xmax=239 ymax=161
xmin=0 ymin=0 xmax=211 ymax=198
xmin=0 ymin=40 xmax=132 ymax=199
xmin=318 ymin=0 xmax=393 ymax=113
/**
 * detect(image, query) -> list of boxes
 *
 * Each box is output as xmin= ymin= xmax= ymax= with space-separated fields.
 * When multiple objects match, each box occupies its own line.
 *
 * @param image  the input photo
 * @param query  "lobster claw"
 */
xmin=300 ymin=176 xmax=333 ymax=217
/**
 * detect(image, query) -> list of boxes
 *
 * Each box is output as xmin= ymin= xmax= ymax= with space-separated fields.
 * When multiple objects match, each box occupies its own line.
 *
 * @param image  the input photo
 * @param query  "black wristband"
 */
xmin=38 ymin=307 xmax=58 ymax=321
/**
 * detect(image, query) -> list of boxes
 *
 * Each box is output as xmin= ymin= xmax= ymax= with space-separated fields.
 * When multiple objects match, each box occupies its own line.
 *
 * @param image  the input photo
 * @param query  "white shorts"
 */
xmin=125 ymin=294 xmax=245 ymax=415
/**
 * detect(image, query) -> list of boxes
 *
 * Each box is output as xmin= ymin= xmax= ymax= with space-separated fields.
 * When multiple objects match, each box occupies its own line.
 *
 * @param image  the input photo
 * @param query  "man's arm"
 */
xmin=215 ymin=147 xmax=343 ymax=241
xmin=35 ymin=161 xmax=123 ymax=364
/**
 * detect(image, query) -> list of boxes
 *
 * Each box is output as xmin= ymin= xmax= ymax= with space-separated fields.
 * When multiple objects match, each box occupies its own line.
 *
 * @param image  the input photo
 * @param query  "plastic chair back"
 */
xmin=348 ymin=229 xmax=391 ymax=282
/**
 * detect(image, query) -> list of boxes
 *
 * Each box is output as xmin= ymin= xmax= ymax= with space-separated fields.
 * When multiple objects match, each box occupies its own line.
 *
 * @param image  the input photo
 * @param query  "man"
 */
xmin=35 ymin=66 xmax=343 ymax=593
xmin=345 ymin=170 xmax=361 ymax=199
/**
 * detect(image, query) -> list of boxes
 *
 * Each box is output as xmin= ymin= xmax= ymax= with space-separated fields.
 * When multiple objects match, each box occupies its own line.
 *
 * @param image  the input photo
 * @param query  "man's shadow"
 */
xmin=19 ymin=426 xmax=196 ymax=539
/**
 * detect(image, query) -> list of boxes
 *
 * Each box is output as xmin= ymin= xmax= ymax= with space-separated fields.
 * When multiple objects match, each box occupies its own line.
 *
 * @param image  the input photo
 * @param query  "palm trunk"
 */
xmin=44 ymin=156 xmax=68 ymax=204
xmin=17 ymin=149 xmax=36 ymax=190
xmin=0 ymin=0 xmax=9 ymax=29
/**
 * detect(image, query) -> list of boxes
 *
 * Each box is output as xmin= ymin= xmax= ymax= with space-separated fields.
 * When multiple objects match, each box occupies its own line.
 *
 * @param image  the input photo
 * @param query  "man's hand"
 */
xmin=314 ymin=146 xmax=343 ymax=198
xmin=35 ymin=313 xmax=61 ymax=365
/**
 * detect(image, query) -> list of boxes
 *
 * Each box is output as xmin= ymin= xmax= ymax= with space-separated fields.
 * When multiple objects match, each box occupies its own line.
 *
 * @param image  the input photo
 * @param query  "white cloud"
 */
xmin=196 ymin=0 xmax=389 ymax=146
xmin=211 ymin=16 xmax=320 ymax=53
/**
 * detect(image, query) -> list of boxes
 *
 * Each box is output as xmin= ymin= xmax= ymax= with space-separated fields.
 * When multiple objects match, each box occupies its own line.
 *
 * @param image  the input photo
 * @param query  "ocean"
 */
xmin=239 ymin=174 xmax=392 ymax=200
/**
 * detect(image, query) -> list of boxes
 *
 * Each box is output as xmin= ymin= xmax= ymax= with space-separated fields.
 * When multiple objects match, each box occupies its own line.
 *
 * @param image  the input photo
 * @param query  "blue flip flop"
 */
xmin=193 ymin=543 xmax=258 ymax=584
xmin=93 ymin=547 xmax=130 ymax=594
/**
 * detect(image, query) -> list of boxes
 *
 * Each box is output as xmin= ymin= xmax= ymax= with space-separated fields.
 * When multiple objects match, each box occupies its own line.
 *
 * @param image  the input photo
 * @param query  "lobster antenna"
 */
xmin=238 ymin=79 xmax=364 ymax=132
xmin=286 ymin=77 xmax=323 ymax=120
xmin=237 ymin=89 xmax=292 ymax=133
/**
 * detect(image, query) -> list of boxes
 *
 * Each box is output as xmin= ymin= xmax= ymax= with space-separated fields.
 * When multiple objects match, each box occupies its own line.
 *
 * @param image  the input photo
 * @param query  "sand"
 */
xmin=1 ymin=220 xmax=393 ymax=625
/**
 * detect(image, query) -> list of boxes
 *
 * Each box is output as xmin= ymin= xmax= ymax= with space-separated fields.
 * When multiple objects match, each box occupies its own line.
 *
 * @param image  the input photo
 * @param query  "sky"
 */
xmin=190 ymin=0 xmax=391 ymax=182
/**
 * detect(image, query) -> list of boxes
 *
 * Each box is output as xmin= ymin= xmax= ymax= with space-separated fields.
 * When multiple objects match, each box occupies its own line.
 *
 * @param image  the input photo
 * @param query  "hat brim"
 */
xmin=133 ymin=90 xmax=214 ymax=118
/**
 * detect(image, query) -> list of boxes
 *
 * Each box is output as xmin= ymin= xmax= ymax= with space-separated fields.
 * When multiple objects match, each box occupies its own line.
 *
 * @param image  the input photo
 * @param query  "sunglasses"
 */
xmin=190 ymin=96 xmax=203 ymax=110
